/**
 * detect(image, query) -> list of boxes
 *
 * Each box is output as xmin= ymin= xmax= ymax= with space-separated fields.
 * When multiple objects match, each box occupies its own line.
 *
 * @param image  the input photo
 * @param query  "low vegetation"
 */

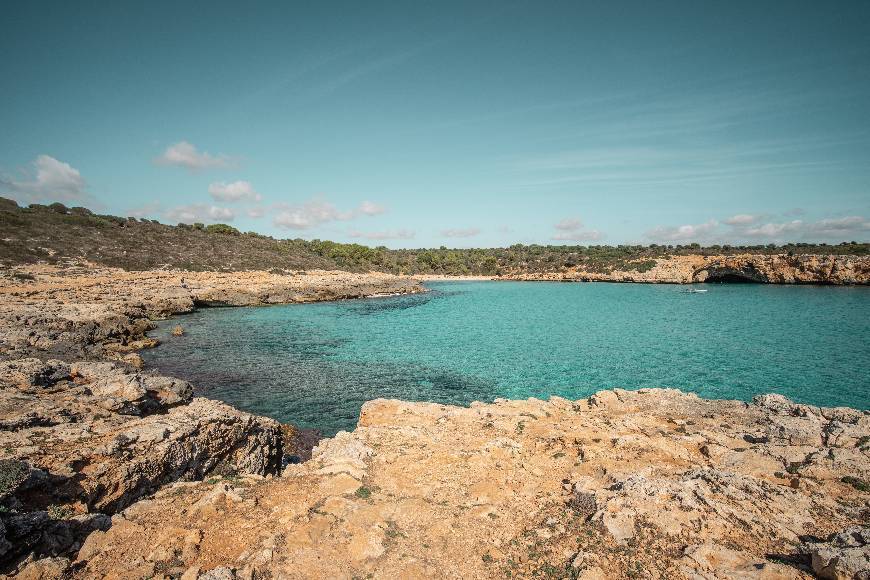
xmin=1 ymin=198 xmax=867 ymax=275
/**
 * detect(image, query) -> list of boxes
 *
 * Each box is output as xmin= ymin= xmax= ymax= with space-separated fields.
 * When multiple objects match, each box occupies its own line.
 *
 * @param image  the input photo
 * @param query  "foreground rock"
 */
xmin=67 ymin=389 xmax=868 ymax=579
xmin=0 ymin=266 xmax=420 ymax=573
xmin=0 ymin=265 xmax=424 ymax=362
xmin=0 ymin=358 xmax=284 ymax=569
xmin=497 ymin=253 xmax=869 ymax=284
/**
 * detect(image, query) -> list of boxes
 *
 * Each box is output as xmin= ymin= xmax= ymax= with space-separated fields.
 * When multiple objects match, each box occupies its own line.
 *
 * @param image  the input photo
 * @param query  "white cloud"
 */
xmin=208 ymin=180 xmax=261 ymax=202
xmin=349 ymin=229 xmax=415 ymax=240
xmin=645 ymin=220 xmax=719 ymax=242
xmin=808 ymin=216 xmax=870 ymax=237
xmin=247 ymin=206 xmax=266 ymax=218
xmin=358 ymin=200 xmax=386 ymax=216
xmin=156 ymin=141 xmax=233 ymax=170
xmin=551 ymin=217 xmax=603 ymax=241
xmin=724 ymin=214 xmax=758 ymax=226
xmin=272 ymin=198 xmax=386 ymax=229
xmin=273 ymin=199 xmax=352 ymax=229
xmin=552 ymin=230 xmax=603 ymax=241
xmin=744 ymin=220 xmax=803 ymax=237
xmin=0 ymin=155 xmax=88 ymax=203
xmin=646 ymin=213 xmax=870 ymax=243
xmin=164 ymin=204 xmax=235 ymax=224
xmin=554 ymin=218 xmax=584 ymax=231
xmin=742 ymin=216 xmax=870 ymax=239
xmin=440 ymin=227 xmax=481 ymax=238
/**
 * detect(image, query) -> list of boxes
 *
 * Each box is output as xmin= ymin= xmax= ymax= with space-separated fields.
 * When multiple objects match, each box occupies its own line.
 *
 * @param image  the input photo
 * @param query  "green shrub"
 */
xmin=0 ymin=459 xmax=28 ymax=497
xmin=841 ymin=476 xmax=869 ymax=492
xmin=205 ymin=223 xmax=241 ymax=235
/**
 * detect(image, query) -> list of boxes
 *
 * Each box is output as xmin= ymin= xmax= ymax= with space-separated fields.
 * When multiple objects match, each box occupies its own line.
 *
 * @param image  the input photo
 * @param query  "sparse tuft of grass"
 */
xmin=841 ymin=476 xmax=869 ymax=492
xmin=355 ymin=486 xmax=372 ymax=499
xmin=47 ymin=504 xmax=73 ymax=520
xmin=0 ymin=459 xmax=28 ymax=497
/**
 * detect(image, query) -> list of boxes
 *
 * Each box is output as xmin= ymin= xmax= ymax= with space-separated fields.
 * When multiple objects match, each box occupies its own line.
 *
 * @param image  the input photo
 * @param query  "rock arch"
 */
xmin=693 ymin=263 xmax=767 ymax=283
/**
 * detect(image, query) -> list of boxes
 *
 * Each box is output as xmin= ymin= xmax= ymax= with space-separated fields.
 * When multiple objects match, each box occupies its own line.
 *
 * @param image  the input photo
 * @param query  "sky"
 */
xmin=1 ymin=1 xmax=869 ymax=248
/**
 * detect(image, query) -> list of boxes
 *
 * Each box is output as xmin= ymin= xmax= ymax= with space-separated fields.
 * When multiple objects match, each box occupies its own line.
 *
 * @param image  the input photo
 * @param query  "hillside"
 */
xmin=1 ymin=197 xmax=868 ymax=276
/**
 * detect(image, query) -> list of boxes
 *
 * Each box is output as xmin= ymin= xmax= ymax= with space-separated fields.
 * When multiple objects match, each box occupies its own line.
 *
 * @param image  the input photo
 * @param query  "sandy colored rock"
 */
xmin=496 ymin=253 xmax=869 ymax=284
xmin=72 ymin=389 xmax=868 ymax=579
xmin=0 ymin=265 xmax=424 ymax=362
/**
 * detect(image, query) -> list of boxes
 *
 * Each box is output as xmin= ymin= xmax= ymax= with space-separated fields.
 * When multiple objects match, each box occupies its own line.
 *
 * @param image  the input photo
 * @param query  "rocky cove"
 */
xmin=0 ymin=265 xmax=868 ymax=579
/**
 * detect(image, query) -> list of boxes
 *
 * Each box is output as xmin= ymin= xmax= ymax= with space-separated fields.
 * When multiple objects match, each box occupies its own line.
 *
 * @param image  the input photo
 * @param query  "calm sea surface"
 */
xmin=144 ymin=281 xmax=870 ymax=435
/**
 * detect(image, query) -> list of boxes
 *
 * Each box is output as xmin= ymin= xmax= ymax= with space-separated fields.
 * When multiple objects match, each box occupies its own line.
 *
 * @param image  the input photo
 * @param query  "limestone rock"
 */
xmin=806 ymin=526 xmax=870 ymax=580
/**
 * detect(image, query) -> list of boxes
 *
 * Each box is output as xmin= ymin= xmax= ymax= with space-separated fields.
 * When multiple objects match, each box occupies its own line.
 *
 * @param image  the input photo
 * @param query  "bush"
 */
xmin=0 ymin=459 xmax=28 ymax=497
xmin=205 ymin=223 xmax=241 ymax=235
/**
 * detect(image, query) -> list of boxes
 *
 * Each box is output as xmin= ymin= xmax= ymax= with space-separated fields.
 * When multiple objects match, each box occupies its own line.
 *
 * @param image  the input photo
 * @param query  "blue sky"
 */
xmin=2 ymin=1 xmax=869 ymax=248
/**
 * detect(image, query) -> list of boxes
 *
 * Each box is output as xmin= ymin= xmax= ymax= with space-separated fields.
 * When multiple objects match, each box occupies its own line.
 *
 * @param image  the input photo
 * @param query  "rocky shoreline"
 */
xmin=0 ymin=266 xmax=422 ymax=576
xmin=491 ymin=254 xmax=869 ymax=285
xmin=0 ymin=266 xmax=867 ymax=579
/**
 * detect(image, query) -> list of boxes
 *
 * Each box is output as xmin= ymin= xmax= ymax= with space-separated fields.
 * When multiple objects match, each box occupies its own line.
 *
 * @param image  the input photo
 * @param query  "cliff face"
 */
xmin=499 ymin=253 xmax=870 ymax=284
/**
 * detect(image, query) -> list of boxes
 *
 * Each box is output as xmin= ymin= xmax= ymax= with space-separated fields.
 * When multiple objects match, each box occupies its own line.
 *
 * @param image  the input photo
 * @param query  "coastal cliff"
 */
xmin=0 ymin=267 xmax=867 ymax=579
xmin=497 ymin=253 xmax=870 ymax=284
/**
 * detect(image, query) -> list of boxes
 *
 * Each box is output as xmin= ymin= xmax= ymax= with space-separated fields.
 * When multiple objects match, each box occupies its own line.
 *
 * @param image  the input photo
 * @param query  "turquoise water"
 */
xmin=144 ymin=281 xmax=870 ymax=435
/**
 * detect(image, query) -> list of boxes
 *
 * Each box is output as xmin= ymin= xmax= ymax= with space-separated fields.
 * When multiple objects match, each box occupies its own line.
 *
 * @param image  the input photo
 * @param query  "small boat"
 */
xmin=680 ymin=288 xmax=708 ymax=294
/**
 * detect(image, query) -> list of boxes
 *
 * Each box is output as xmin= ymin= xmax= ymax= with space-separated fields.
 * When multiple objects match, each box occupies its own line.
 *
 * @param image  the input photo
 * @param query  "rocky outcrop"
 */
xmin=69 ymin=389 xmax=868 ymax=579
xmin=804 ymin=526 xmax=870 ymax=579
xmin=0 ymin=265 xmax=424 ymax=362
xmin=0 ymin=358 xmax=284 ymax=568
xmin=0 ymin=266 xmax=421 ymax=572
xmin=498 ymin=253 xmax=870 ymax=284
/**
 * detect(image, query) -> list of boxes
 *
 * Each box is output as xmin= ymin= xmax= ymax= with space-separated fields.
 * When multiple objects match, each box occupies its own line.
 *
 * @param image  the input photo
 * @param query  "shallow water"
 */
xmin=144 ymin=281 xmax=870 ymax=435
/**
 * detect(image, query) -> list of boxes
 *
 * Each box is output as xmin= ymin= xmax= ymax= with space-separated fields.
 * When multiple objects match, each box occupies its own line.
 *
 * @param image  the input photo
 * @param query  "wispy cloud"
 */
xmin=0 ymin=155 xmax=88 ymax=203
xmin=272 ymin=198 xmax=386 ymax=230
xmin=440 ymin=227 xmax=481 ymax=238
xmin=357 ymin=200 xmax=387 ymax=216
xmin=247 ymin=206 xmax=266 ymax=218
xmin=156 ymin=141 xmax=234 ymax=171
xmin=165 ymin=204 xmax=235 ymax=224
xmin=723 ymin=214 xmax=760 ymax=226
xmin=645 ymin=220 xmax=719 ymax=243
xmin=349 ymin=228 xmax=415 ymax=240
xmin=551 ymin=218 xmax=603 ymax=241
xmin=647 ymin=214 xmax=870 ymax=243
xmin=208 ymin=180 xmax=261 ymax=202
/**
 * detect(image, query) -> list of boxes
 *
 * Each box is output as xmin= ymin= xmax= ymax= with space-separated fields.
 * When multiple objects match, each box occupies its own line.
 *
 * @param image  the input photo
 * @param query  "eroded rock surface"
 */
xmin=0 ymin=265 xmax=423 ymax=362
xmin=71 ymin=389 xmax=868 ymax=579
xmin=0 ymin=358 xmax=284 ymax=568
xmin=498 ymin=253 xmax=869 ymax=284
xmin=0 ymin=266 xmax=421 ymax=573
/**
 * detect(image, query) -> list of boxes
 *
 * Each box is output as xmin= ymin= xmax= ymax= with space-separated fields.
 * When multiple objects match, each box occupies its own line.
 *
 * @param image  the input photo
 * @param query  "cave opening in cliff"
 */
xmin=703 ymin=273 xmax=761 ymax=283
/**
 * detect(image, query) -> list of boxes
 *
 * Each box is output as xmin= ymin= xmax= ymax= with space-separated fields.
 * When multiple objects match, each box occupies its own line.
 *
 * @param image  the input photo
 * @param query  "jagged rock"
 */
xmin=0 ymin=361 xmax=283 ymax=568
xmin=0 ymin=358 xmax=69 ymax=388
xmin=73 ymin=390 xmax=868 ymax=579
xmin=806 ymin=526 xmax=870 ymax=579
xmin=496 ymin=253 xmax=870 ymax=284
